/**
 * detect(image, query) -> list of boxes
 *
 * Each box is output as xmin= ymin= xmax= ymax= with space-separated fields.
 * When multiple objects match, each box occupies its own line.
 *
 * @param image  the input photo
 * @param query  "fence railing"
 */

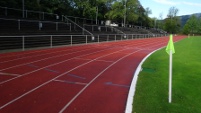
xmin=83 ymin=24 xmax=125 ymax=34
xmin=64 ymin=15 xmax=100 ymax=25
xmin=0 ymin=6 xmax=166 ymax=34
xmin=63 ymin=16 xmax=94 ymax=37
xmin=0 ymin=6 xmax=59 ymax=21
xmin=0 ymin=34 xmax=167 ymax=51
xmin=0 ymin=18 xmax=72 ymax=35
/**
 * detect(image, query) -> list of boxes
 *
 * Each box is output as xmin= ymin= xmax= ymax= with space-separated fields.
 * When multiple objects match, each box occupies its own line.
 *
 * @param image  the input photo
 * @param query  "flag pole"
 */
xmin=168 ymin=50 xmax=172 ymax=103
xmin=166 ymin=34 xmax=175 ymax=103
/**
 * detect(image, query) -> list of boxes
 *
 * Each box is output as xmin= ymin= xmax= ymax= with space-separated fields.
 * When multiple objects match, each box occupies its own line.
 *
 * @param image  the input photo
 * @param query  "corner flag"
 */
xmin=166 ymin=34 xmax=175 ymax=55
xmin=166 ymin=34 xmax=175 ymax=103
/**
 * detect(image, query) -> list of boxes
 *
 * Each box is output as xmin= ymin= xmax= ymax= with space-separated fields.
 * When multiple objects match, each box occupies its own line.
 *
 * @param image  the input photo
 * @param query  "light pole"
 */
xmin=22 ymin=0 xmax=24 ymax=18
xmin=124 ymin=0 xmax=127 ymax=27
xmin=96 ymin=6 xmax=98 ymax=25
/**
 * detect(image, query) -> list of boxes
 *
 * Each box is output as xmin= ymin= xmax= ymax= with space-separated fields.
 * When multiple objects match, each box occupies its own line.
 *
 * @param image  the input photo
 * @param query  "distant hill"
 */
xmin=179 ymin=13 xmax=201 ymax=27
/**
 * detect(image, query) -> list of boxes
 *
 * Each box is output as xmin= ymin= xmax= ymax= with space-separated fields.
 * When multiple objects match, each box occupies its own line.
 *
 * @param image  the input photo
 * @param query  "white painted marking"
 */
xmin=0 ymin=48 xmax=110 ymax=84
xmin=0 ymin=72 xmax=20 ymax=76
xmin=0 ymin=37 xmax=174 ymax=110
xmin=125 ymin=47 xmax=167 ymax=113
xmin=0 ymin=39 xmax=167 ymax=85
xmin=74 ymin=58 xmax=114 ymax=63
xmin=0 ymin=47 xmax=104 ymax=73
xmin=59 ymin=49 xmax=142 ymax=113
xmin=54 ymin=80 xmax=87 ymax=86
xmin=0 ymin=47 xmax=129 ymax=109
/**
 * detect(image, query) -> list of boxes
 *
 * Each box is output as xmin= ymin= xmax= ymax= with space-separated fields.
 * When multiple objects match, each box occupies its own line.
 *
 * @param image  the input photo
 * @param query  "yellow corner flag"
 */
xmin=166 ymin=34 xmax=175 ymax=55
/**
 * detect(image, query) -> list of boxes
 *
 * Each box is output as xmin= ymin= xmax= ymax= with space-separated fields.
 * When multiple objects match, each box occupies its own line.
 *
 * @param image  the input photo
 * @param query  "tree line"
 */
xmin=182 ymin=15 xmax=201 ymax=35
xmin=2 ymin=0 xmax=198 ymax=34
xmin=0 ymin=0 xmax=156 ymax=27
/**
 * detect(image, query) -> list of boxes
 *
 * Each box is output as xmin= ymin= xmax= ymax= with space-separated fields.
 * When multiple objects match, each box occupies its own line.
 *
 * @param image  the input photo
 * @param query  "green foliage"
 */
xmin=164 ymin=7 xmax=181 ymax=33
xmin=105 ymin=1 xmax=124 ymax=20
xmin=182 ymin=15 xmax=201 ymax=35
xmin=164 ymin=17 xmax=181 ymax=33
xmin=145 ymin=7 xmax=152 ymax=16
xmin=182 ymin=23 xmax=190 ymax=34
xmin=126 ymin=0 xmax=139 ymax=23
xmin=0 ymin=0 xmax=158 ymax=27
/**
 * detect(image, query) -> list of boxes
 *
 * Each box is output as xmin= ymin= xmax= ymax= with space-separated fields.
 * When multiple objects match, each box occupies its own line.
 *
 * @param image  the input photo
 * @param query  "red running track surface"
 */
xmin=0 ymin=36 xmax=186 ymax=113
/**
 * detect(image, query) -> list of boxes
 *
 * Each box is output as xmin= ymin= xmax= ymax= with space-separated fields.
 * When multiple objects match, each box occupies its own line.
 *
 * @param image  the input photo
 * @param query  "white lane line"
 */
xmin=59 ymin=40 xmax=171 ymax=113
xmin=0 ymin=38 xmax=161 ymax=71
xmin=74 ymin=58 xmax=114 ymax=63
xmin=0 ymin=39 xmax=167 ymax=84
xmin=0 ymin=48 xmax=110 ymax=84
xmin=124 ymin=47 xmax=164 ymax=113
xmin=67 ymin=74 xmax=86 ymax=80
xmin=96 ymin=60 xmax=114 ymax=63
xmin=0 ymin=48 xmax=93 ymax=71
xmin=0 ymin=46 xmax=93 ymax=64
xmin=0 ymin=43 xmax=110 ymax=64
xmin=53 ymin=80 xmax=87 ymax=86
xmin=0 ymin=38 xmax=159 ymax=64
xmin=59 ymin=49 xmax=142 ymax=113
xmin=0 ymin=48 xmax=129 ymax=110
xmin=0 ymin=44 xmax=94 ymax=59
xmin=0 ymin=72 xmax=20 ymax=77
xmin=0 ymin=48 xmax=56 ymax=59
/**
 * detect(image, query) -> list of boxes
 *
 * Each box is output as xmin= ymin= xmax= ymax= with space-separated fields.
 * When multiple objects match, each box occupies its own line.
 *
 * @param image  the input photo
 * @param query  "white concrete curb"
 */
xmin=125 ymin=48 xmax=163 ymax=113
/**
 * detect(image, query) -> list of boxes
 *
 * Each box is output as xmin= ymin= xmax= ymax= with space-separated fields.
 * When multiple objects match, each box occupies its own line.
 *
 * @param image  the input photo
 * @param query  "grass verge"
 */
xmin=133 ymin=36 xmax=201 ymax=113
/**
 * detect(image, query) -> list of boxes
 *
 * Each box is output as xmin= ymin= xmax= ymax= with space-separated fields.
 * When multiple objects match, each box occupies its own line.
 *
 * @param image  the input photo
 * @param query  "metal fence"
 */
xmin=0 ymin=18 xmax=72 ymax=35
xmin=0 ymin=6 xmax=166 ymax=34
xmin=0 ymin=34 xmax=167 ymax=51
xmin=64 ymin=16 xmax=99 ymax=25
xmin=0 ymin=6 xmax=59 ymax=21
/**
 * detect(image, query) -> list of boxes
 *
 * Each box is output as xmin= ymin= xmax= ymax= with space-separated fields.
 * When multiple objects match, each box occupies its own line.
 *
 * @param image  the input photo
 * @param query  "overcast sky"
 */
xmin=140 ymin=0 xmax=201 ymax=19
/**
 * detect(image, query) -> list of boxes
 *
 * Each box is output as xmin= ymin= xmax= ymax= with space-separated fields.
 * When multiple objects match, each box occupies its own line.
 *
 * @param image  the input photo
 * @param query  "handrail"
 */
xmin=62 ymin=15 xmax=94 ymax=38
xmin=0 ymin=6 xmax=167 ymax=34
xmin=0 ymin=34 xmax=162 ymax=38
xmin=0 ymin=18 xmax=70 ymax=24
xmin=143 ymin=28 xmax=155 ymax=35
xmin=0 ymin=34 xmax=167 ymax=52
xmin=0 ymin=6 xmax=57 ymax=16
xmin=109 ymin=26 xmax=126 ymax=35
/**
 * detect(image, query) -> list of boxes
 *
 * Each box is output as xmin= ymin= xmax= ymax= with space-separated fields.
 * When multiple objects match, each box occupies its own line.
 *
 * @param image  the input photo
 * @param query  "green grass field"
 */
xmin=133 ymin=36 xmax=201 ymax=113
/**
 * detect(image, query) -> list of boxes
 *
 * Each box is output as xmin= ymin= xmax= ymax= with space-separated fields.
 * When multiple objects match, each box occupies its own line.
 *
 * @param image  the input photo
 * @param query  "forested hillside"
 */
xmin=179 ymin=13 xmax=201 ymax=27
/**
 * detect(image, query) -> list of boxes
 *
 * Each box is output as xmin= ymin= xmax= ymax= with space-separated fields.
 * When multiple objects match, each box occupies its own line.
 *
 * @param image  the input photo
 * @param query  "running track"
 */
xmin=0 ymin=36 xmax=186 ymax=113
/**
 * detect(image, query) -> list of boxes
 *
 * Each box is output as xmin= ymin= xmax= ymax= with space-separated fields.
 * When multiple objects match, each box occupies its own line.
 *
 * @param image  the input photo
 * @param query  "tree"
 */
xmin=105 ymin=0 xmax=148 ymax=25
xmin=182 ymin=15 xmax=199 ymax=34
xmin=104 ymin=1 xmax=124 ymax=21
xmin=164 ymin=7 xmax=181 ymax=33
xmin=0 ymin=0 xmax=153 ymax=27
xmin=167 ymin=7 xmax=179 ymax=18
xmin=126 ymin=0 xmax=140 ymax=24
xmin=145 ymin=7 xmax=152 ymax=16
xmin=157 ymin=13 xmax=164 ymax=29
xmin=198 ymin=18 xmax=201 ymax=34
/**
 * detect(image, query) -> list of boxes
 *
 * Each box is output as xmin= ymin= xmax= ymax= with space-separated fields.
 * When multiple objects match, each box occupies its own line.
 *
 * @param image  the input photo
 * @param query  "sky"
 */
xmin=140 ymin=0 xmax=201 ymax=19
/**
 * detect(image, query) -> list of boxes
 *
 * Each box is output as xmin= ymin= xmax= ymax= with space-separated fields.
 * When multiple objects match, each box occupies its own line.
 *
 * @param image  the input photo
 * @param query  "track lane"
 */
xmin=63 ymin=50 xmax=150 ymax=113
xmin=0 ymin=38 xmax=164 ymax=84
xmin=0 ymin=47 xmax=116 ymax=83
xmin=0 ymin=38 xmax=166 ymax=111
xmin=0 ymin=47 xmax=134 ymax=109
xmin=0 ymin=44 xmax=94 ymax=60
xmin=0 ymin=36 xmax=186 ymax=113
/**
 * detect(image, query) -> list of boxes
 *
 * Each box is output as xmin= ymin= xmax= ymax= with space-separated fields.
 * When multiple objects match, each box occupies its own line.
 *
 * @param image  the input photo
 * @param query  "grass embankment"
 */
xmin=133 ymin=36 xmax=201 ymax=113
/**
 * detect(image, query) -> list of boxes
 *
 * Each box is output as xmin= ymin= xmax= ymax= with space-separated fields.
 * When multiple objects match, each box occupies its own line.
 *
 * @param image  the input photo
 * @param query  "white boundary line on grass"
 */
xmin=125 ymin=47 xmax=164 ymax=113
